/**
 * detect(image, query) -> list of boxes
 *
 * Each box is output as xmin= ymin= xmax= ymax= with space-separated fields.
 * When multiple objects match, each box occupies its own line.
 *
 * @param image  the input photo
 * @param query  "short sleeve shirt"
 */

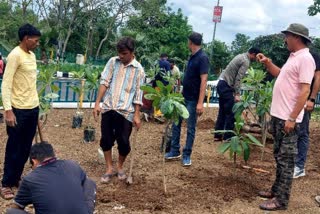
xmin=14 ymin=160 xmax=90 ymax=214
xmin=182 ymin=49 xmax=210 ymax=101
xmin=270 ymin=48 xmax=315 ymax=123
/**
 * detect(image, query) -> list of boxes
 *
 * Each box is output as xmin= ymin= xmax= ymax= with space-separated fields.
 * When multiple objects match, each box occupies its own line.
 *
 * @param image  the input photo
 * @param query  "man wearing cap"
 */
xmin=165 ymin=32 xmax=209 ymax=166
xmin=257 ymin=23 xmax=315 ymax=211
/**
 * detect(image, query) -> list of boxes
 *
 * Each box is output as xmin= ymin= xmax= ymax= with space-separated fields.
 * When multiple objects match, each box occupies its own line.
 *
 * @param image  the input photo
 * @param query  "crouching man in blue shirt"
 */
xmin=6 ymin=142 xmax=96 ymax=214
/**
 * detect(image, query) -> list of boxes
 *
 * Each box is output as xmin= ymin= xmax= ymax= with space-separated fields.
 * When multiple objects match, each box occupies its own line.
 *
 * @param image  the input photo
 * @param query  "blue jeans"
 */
xmin=214 ymin=80 xmax=235 ymax=140
xmin=295 ymin=111 xmax=311 ymax=169
xmin=170 ymin=99 xmax=197 ymax=157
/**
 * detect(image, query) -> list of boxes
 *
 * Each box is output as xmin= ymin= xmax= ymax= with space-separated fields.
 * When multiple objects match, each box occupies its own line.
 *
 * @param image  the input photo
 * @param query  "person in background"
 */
xmin=168 ymin=58 xmax=181 ymax=92
xmin=214 ymin=47 xmax=261 ymax=141
xmin=257 ymin=23 xmax=315 ymax=211
xmin=93 ymin=37 xmax=144 ymax=183
xmin=1 ymin=24 xmax=41 ymax=200
xmin=6 ymin=142 xmax=96 ymax=214
xmin=165 ymin=32 xmax=209 ymax=166
xmin=293 ymin=51 xmax=320 ymax=178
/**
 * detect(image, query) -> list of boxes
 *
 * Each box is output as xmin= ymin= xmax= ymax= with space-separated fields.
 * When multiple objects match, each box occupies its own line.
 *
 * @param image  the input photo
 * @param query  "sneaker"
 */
xmin=315 ymin=195 xmax=320 ymax=205
xmin=293 ymin=166 xmax=305 ymax=178
xmin=182 ymin=156 xmax=192 ymax=166
xmin=165 ymin=151 xmax=181 ymax=160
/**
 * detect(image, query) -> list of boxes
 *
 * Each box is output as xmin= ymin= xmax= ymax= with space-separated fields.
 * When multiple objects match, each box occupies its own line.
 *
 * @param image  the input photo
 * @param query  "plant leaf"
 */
xmin=245 ymin=134 xmax=263 ymax=146
xmin=218 ymin=142 xmax=231 ymax=154
xmin=241 ymin=141 xmax=250 ymax=161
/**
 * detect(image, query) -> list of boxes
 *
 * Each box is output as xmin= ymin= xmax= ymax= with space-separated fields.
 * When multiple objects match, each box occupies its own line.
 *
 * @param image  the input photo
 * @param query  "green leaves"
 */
xmin=141 ymin=81 xmax=189 ymax=124
xmin=216 ymin=113 xmax=262 ymax=165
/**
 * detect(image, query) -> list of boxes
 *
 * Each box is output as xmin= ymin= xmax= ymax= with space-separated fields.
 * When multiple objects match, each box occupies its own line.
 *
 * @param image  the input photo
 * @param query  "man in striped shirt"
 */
xmin=214 ymin=47 xmax=261 ymax=141
xmin=93 ymin=37 xmax=145 ymax=183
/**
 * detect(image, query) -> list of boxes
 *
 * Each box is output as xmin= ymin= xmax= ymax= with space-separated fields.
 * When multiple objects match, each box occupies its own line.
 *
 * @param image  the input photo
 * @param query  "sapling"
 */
xmin=141 ymin=80 xmax=189 ymax=194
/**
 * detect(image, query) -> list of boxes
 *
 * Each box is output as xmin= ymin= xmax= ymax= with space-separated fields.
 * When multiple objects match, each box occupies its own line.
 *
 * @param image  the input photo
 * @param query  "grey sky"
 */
xmin=167 ymin=0 xmax=320 ymax=44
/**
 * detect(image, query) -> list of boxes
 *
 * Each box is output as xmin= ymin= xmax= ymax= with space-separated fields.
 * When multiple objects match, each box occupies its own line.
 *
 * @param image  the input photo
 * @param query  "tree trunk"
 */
xmin=95 ymin=8 xmax=123 ymax=60
xmin=61 ymin=28 xmax=73 ymax=61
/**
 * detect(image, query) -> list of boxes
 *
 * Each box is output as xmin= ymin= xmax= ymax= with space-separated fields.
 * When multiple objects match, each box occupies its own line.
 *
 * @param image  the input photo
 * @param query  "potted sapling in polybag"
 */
xmin=83 ymin=67 xmax=99 ymax=143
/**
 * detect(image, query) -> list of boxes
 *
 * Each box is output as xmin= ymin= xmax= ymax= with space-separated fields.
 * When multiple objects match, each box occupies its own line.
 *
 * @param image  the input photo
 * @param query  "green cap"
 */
xmin=281 ymin=23 xmax=311 ymax=43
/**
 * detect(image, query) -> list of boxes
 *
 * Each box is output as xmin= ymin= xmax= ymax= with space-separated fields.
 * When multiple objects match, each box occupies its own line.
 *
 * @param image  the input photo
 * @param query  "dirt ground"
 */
xmin=1 ymin=108 xmax=320 ymax=214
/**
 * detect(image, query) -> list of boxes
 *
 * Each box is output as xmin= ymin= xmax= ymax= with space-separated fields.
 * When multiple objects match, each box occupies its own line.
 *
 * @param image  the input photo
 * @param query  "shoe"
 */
xmin=315 ymin=195 xmax=320 ymax=205
xmin=259 ymin=197 xmax=287 ymax=211
xmin=101 ymin=173 xmax=113 ymax=183
xmin=182 ymin=156 xmax=192 ymax=166
xmin=293 ymin=166 xmax=305 ymax=178
xmin=165 ymin=151 xmax=181 ymax=160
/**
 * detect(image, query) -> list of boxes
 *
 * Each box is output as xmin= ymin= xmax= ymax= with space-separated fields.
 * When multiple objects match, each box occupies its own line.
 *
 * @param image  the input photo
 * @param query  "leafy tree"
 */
xmin=251 ymin=34 xmax=289 ymax=68
xmin=204 ymin=40 xmax=231 ymax=75
xmin=124 ymin=0 xmax=192 ymax=60
xmin=230 ymin=33 xmax=251 ymax=57
xmin=308 ymin=0 xmax=320 ymax=15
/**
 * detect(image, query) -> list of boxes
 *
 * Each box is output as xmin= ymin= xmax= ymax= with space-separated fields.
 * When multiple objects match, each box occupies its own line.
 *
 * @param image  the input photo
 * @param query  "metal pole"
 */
xmin=211 ymin=0 xmax=220 ymax=56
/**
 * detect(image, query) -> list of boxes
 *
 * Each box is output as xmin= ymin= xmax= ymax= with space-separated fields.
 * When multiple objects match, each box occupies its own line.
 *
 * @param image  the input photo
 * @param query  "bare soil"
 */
xmin=1 ymin=108 xmax=320 ymax=214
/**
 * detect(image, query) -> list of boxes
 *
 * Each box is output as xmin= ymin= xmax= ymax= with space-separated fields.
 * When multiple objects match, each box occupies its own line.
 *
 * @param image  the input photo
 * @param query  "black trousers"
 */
xmin=214 ymin=80 xmax=235 ymax=140
xmin=100 ymin=110 xmax=133 ymax=156
xmin=2 ymin=107 xmax=39 ymax=187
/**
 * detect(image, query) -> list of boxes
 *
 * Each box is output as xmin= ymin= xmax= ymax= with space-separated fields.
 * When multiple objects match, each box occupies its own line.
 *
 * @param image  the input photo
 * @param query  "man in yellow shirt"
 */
xmin=1 ymin=24 xmax=41 ymax=200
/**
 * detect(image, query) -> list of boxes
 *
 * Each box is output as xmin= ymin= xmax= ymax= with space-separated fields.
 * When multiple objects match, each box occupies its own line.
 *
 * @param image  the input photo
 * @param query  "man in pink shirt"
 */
xmin=256 ymin=23 xmax=315 ymax=211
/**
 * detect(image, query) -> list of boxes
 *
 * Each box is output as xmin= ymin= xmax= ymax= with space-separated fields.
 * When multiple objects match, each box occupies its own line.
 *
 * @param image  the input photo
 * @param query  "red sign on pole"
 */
xmin=213 ymin=6 xmax=223 ymax=23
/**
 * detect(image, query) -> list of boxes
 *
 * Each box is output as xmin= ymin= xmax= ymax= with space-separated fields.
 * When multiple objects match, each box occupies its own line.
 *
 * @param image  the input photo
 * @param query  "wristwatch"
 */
xmin=309 ymin=98 xmax=315 ymax=103
xmin=288 ymin=117 xmax=296 ymax=122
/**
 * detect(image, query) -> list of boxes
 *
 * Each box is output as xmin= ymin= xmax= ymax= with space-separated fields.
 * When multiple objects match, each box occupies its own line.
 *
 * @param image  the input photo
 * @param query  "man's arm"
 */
xmin=257 ymin=54 xmax=281 ymax=77
xmin=133 ymin=68 xmax=145 ymax=129
xmin=234 ymin=62 xmax=249 ymax=101
xmin=284 ymin=83 xmax=310 ymax=133
xmin=93 ymin=58 xmax=114 ymax=121
xmin=93 ymin=85 xmax=107 ymax=121
xmin=197 ymin=74 xmax=208 ymax=116
xmin=2 ymin=53 xmax=19 ymax=127
xmin=306 ymin=71 xmax=320 ymax=111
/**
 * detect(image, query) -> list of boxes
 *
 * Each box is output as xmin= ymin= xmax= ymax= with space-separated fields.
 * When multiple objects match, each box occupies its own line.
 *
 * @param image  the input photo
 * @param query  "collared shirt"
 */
xmin=1 ymin=46 xmax=39 ymax=110
xmin=182 ymin=48 xmax=209 ymax=101
xmin=14 ymin=160 xmax=90 ymax=214
xmin=271 ymin=48 xmax=315 ymax=123
xmin=219 ymin=53 xmax=250 ymax=94
xmin=100 ymin=56 xmax=145 ymax=122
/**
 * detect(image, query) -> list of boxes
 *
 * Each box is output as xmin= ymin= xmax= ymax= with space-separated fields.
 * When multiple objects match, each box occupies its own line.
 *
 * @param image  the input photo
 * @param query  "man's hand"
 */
xmin=305 ymin=100 xmax=315 ymax=112
xmin=284 ymin=120 xmax=295 ymax=134
xmin=196 ymin=103 xmax=204 ymax=116
xmin=256 ymin=53 xmax=271 ymax=64
xmin=5 ymin=110 xmax=17 ymax=127
xmin=133 ymin=114 xmax=141 ymax=130
xmin=234 ymin=95 xmax=241 ymax=102
xmin=93 ymin=104 xmax=101 ymax=122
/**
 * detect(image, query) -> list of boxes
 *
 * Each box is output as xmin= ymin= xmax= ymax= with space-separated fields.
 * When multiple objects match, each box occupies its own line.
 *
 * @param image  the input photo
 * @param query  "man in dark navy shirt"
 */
xmin=293 ymin=51 xmax=320 ymax=179
xmin=165 ymin=32 xmax=209 ymax=166
xmin=6 ymin=142 xmax=96 ymax=214
xmin=153 ymin=53 xmax=171 ymax=87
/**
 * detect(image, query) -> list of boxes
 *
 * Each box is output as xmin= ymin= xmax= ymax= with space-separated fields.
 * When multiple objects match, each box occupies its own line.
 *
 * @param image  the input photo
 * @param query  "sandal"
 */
xmin=258 ymin=190 xmax=274 ymax=199
xmin=100 ymin=173 xmax=113 ymax=184
xmin=117 ymin=170 xmax=127 ymax=180
xmin=1 ymin=187 xmax=14 ymax=200
xmin=259 ymin=198 xmax=286 ymax=211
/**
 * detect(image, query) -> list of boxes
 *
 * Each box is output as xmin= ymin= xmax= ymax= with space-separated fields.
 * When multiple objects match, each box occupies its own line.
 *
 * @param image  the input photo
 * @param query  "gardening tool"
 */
xmin=126 ymin=128 xmax=138 ymax=185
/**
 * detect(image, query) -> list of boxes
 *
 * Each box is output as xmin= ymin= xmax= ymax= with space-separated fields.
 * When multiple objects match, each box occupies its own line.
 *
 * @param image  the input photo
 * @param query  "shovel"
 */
xmin=126 ymin=128 xmax=138 ymax=185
